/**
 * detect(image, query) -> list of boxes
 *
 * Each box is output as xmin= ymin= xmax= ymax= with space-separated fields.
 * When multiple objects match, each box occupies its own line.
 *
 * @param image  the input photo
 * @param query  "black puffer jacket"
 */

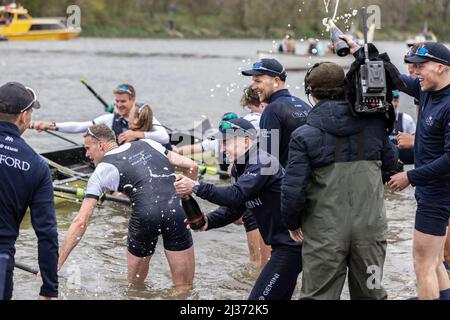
xmin=281 ymin=99 xmax=398 ymax=230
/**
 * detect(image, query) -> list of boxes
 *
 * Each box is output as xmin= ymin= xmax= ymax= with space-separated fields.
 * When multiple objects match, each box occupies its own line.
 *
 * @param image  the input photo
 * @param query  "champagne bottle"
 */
xmin=181 ymin=195 xmax=206 ymax=230
xmin=329 ymin=20 xmax=350 ymax=57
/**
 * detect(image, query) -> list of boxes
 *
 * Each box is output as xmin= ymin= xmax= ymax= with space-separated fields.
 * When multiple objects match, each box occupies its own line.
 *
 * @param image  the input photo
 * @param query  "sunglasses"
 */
xmin=222 ymin=113 xmax=238 ymax=121
xmin=415 ymin=46 xmax=449 ymax=64
xmin=115 ymin=85 xmax=133 ymax=96
xmin=253 ymin=62 xmax=285 ymax=76
xmin=219 ymin=120 xmax=256 ymax=137
xmin=86 ymin=127 xmax=101 ymax=140
xmin=21 ymin=87 xmax=37 ymax=113
xmin=137 ymin=103 xmax=150 ymax=112
xmin=219 ymin=120 xmax=244 ymax=131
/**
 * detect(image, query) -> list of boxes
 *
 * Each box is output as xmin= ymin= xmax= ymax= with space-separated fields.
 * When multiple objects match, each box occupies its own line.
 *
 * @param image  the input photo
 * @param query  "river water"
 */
xmin=1 ymin=38 xmax=423 ymax=300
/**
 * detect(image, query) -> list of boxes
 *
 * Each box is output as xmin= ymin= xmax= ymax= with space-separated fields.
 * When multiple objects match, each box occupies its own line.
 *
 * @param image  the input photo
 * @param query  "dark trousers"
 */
xmin=248 ymin=246 xmax=302 ymax=300
xmin=0 ymin=254 xmax=12 ymax=300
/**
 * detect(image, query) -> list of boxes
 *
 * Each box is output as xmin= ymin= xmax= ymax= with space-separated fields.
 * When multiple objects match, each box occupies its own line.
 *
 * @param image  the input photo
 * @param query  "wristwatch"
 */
xmin=192 ymin=181 xmax=201 ymax=194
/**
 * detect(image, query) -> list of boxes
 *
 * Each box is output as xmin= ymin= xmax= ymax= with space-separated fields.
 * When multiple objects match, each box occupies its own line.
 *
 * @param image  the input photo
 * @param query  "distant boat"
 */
xmin=257 ymin=50 xmax=354 ymax=72
xmin=0 ymin=3 xmax=81 ymax=41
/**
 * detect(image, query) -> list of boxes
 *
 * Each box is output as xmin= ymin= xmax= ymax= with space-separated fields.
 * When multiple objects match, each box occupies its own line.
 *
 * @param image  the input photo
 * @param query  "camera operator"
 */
xmin=342 ymin=36 xmax=450 ymax=300
xmin=281 ymin=62 xmax=397 ymax=300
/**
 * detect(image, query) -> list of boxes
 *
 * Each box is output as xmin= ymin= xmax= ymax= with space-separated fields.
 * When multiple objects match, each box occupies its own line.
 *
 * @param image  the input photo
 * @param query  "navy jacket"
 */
xmin=195 ymin=146 xmax=301 ymax=250
xmin=281 ymin=100 xmax=398 ymax=229
xmin=260 ymin=89 xmax=311 ymax=167
xmin=401 ymin=75 xmax=450 ymax=205
xmin=0 ymin=122 xmax=58 ymax=297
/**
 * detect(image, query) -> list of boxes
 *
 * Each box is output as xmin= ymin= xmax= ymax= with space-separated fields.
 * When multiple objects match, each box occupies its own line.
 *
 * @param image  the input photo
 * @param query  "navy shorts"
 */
xmin=243 ymin=210 xmax=258 ymax=233
xmin=248 ymin=246 xmax=302 ymax=300
xmin=415 ymin=202 xmax=450 ymax=237
xmin=128 ymin=203 xmax=193 ymax=258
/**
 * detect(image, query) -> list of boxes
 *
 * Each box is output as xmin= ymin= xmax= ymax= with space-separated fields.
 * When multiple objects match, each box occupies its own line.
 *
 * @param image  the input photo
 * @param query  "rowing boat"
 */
xmin=41 ymin=122 xmax=224 ymax=205
xmin=41 ymin=146 xmax=92 ymax=205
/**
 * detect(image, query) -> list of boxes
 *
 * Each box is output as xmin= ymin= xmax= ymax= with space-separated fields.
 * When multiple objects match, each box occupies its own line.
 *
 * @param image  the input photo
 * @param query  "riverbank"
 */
xmin=79 ymin=12 xmax=448 ymax=42
xmin=80 ymin=24 xmax=445 ymax=42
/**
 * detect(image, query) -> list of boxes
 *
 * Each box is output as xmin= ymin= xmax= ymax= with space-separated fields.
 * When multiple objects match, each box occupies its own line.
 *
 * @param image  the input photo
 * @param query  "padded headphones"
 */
xmin=304 ymin=62 xmax=325 ymax=95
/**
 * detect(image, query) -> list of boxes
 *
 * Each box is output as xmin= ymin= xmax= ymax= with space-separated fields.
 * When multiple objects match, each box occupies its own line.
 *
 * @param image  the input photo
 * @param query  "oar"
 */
xmin=53 ymin=185 xmax=131 ymax=205
xmin=54 ymin=193 xmax=104 ymax=208
xmin=80 ymin=79 xmax=113 ymax=113
xmin=14 ymin=262 xmax=38 ymax=275
xmin=198 ymin=165 xmax=229 ymax=177
xmin=44 ymin=130 xmax=81 ymax=147
xmin=54 ymin=193 xmax=83 ymax=204
xmin=42 ymin=156 xmax=90 ymax=182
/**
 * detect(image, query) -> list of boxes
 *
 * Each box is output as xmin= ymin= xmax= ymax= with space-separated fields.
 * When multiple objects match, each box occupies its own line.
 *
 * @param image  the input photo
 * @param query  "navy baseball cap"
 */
xmin=242 ymin=59 xmax=287 ymax=81
xmin=0 ymin=82 xmax=40 ymax=114
xmin=209 ymin=118 xmax=257 ymax=141
xmin=404 ymin=42 xmax=450 ymax=66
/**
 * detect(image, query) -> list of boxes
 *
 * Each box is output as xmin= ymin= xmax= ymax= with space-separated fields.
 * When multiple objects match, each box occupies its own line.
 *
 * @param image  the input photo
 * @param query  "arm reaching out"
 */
xmin=58 ymin=198 xmax=97 ymax=270
xmin=168 ymin=151 xmax=198 ymax=180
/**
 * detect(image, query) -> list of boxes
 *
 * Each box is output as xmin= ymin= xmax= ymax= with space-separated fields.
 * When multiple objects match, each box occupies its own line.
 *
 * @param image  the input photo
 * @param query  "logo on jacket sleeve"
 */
xmin=5 ymin=136 xmax=14 ymax=142
xmin=246 ymin=197 xmax=263 ymax=209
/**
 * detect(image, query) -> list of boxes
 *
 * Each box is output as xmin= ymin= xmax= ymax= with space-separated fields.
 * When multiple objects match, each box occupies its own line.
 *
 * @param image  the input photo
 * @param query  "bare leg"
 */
xmin=246 ymin=229 xmax=272 ymax=269
xmin=246 ymin=229 xmax=262 ymax=264
xmin=165 ymin=246 xmax=195 ymax=292
xmin=127 ymin=252 xmax=151 ymax=286
xmin=413 ymin=230 xmax=449 ymax=299
xmin=438 ymin=228 xmax=450 ymax=287
xmin=445 ymin=224 xmax=450 ymax=270
xmin=259 ymin=236 xmax=272 ymax=270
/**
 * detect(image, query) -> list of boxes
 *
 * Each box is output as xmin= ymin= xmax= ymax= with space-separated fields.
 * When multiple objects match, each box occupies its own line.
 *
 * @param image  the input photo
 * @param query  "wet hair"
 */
xmin=129 ymin=104 xmax=154 ymax=132
xmin=240 ymin=86 xmax=260 ymax=108
xmin=84 ymin=124 xmax=116 ymax=143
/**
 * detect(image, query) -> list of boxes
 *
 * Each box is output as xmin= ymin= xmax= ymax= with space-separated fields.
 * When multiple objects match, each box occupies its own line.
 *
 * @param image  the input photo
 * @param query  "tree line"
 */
xmin=9 ymin=0 xmax=450 ymax=40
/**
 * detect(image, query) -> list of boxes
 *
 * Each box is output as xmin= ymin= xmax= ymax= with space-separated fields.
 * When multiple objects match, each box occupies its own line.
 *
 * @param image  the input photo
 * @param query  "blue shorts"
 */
xmin=128 ymin=202 xmax=193 ymax=258
xmin=248 ymin=246 xmax=302 ymax=300
xmin=415 ymin=202 xmax=450 ymax=237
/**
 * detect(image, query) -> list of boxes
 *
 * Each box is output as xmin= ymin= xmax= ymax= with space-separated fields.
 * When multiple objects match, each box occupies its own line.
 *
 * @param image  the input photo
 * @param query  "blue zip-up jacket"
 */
xmin=195 ymin=146 xmax=302 ymax=250
xmin=400 ymin=75 xmax=450 ymax=205
xmin=0 ymin=122 xmax=58 ymax=297
xmin=260 ymin=89 xmax=311 ymax=167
